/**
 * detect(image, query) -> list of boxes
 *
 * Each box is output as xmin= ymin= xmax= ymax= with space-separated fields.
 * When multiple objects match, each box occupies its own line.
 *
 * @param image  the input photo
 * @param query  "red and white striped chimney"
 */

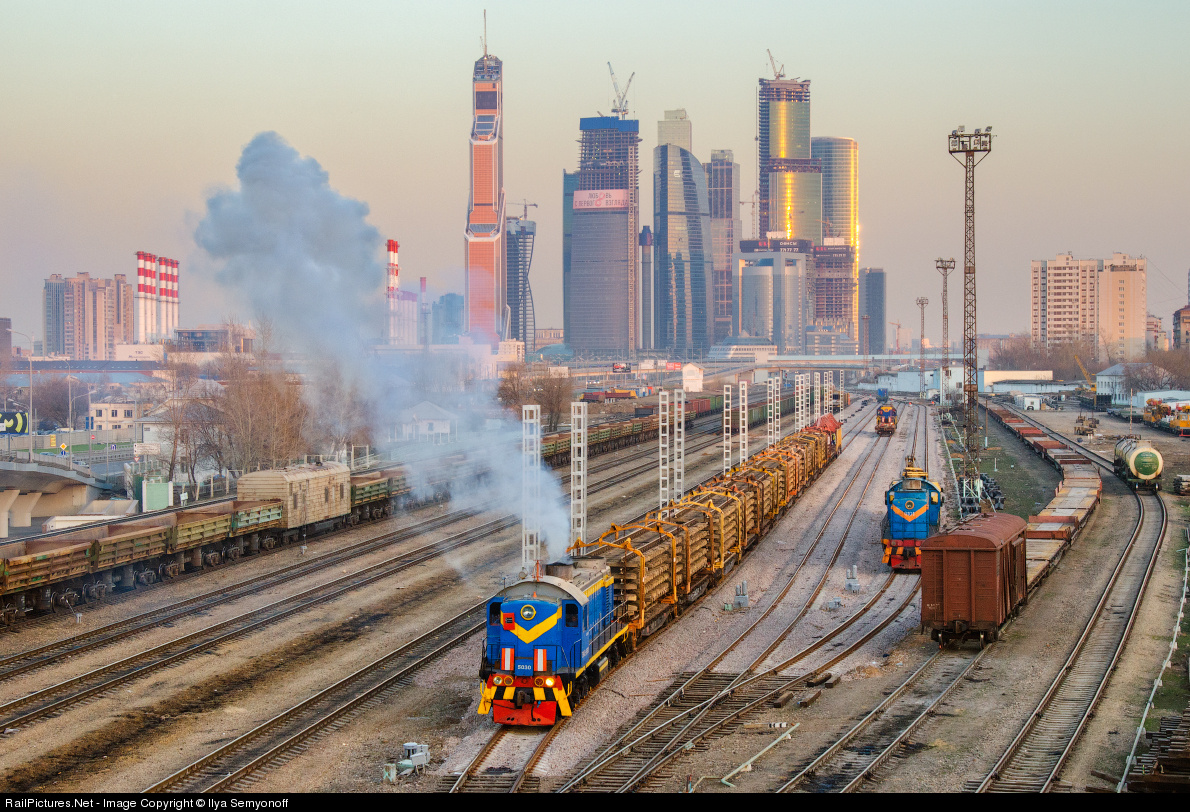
xmin=136 ymin=252 xmax=157 ymax=342
xmin=387 ymin=239 xmax=400 ymax=345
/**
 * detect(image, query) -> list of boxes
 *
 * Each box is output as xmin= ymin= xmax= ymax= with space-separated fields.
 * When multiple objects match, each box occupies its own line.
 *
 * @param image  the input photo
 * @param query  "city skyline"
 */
xmin=2 ymin=2 xmax=1188 ymax=351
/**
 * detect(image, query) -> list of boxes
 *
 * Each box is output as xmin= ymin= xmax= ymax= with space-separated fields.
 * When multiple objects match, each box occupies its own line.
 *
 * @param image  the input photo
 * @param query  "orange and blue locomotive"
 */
xmin=478 ymin=560 xmax=627 ymax=726
xmin=882 ymin=456 xmax=944 ymax=571
xmin=875 ymin=403 xmax=898 ymax=436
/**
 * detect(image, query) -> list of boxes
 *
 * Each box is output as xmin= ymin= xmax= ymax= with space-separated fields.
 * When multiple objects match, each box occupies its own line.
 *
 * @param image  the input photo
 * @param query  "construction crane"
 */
xmin=513 ymin=200 xmax=538 ymax=221
xmin=607 ymin=62 xmax=634 ymax=119
xmin=1074 ymin=355 xmax=1096 ymax=393
xmin=889 ymin=321 xmax=904 ymax=354
xmin=739 ymin=191 xmax=758 ymax=239
xmin=766 ymin=49 xmax=785 ymax=80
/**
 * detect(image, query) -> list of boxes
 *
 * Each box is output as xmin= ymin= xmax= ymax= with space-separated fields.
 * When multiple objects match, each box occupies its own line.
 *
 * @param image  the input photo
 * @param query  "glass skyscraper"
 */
xmin=566 ymin=117 xmax=640 ymax=355
xmin=654 ymin=142 xmax=711 ymax=353
xmin=859 ymin=267 xmax=886 ymax=355
xmin=505 ymin=217 xmax=536 ymax=352
xmin=813 ymin=137 xmax=859 ymax=345
xmin=464 ymin=51 xmax=505 ymax=348
xmin=705 ymin=150 xmax=741 ymax=345
xmin=758 ymin=77 xmax=820 ymax=243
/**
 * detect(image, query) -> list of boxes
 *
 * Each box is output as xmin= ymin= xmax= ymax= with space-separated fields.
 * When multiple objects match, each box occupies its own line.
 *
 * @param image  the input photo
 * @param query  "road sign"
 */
xmin=91 ymin=434 xmax=96 ymax=441
xmin=110 ymin=444 xmax=116 ymax=450
xmin=60 ymin=443 xmax=67 ymax=451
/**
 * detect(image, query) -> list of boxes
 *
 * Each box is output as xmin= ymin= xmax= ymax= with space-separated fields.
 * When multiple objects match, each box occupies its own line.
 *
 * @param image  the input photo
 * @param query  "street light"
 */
xmin=5 ymin=328 xmax=34 ymax=462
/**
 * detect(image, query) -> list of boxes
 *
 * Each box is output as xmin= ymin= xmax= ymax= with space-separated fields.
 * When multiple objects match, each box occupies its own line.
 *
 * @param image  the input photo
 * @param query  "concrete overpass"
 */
xmin=0 ymin=453 xmax=113 ymax=538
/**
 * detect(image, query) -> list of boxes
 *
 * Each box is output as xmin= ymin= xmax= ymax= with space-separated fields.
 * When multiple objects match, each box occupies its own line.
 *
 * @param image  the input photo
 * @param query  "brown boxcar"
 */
xmin=920 ymin=513 xmax=1027 ymax=646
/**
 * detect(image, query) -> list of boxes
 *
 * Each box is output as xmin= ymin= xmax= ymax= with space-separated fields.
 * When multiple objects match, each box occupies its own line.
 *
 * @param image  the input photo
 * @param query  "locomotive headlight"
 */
xmin=533 ymin=678 xmax=544 ymax=687
xmin=545 ymin=677 xmax=555 ymax=687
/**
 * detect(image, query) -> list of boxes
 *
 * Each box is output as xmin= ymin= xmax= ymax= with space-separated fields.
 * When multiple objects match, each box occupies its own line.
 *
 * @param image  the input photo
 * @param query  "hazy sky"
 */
xmin=2 ymin=1 xmax=1188 ymax=351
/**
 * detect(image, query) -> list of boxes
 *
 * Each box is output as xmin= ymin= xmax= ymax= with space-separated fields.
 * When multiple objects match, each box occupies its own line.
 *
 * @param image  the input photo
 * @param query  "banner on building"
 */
xmin=0 ymin=412 xmax=29 ymax=434
xmin=665 ymin=361 xmax=682 ymax=371
xmin=573 ymin=190 xmax=629 ymax=210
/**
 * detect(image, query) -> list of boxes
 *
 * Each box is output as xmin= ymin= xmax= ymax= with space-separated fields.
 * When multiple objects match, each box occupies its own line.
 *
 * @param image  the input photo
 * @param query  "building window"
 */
xmin=324 ymin=487 xmax=330 ymax=503
xmin=124 ymin=410 xmax=132 ymax=418
xmin=95 ymin=409 xmax=103 ymax=417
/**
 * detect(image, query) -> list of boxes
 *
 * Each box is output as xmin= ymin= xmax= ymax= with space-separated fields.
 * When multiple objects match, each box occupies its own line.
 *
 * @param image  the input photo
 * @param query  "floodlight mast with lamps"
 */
xmin=948 ymin=126 xmax=993 ymax=510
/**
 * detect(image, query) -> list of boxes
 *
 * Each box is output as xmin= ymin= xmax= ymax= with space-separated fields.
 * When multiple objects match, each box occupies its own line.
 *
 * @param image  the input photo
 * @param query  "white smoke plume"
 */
xmin=195 ymin=132 xmax=571 ymax=564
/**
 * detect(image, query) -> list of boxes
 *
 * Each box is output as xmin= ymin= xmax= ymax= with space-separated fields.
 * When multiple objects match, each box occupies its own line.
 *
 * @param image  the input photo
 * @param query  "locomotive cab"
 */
xmin=478 ymin=560 xmax=622 ymax=726
xmin=883 ymin=457 xmax=944 ymax=571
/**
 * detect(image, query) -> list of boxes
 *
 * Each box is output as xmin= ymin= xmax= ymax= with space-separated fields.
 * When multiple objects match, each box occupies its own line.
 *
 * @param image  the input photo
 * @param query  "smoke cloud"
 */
xmin=195 ymin=132 xmax=571 ymax=564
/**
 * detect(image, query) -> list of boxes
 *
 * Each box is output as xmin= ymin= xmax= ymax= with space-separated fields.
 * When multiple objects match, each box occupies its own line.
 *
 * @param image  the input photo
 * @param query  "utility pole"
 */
xmin=936 ymin=258 xmax=956 ymax=409
xmin=861 ymin=315 xmax=870 ymax=379
xmin=948 ymin=125 xmax=993 ymax=511
xmin=917 ymin=297 xmax=929 ymax=400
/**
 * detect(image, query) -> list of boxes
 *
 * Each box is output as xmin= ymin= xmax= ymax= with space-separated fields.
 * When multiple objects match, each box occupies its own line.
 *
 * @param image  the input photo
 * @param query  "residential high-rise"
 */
xmin=858 ymin=267 xmax=887 ymax=355
xmin=1030 ymin=252 xmax=1147 ymax=361
xmin=567 ymin=116 xmax=640 ymax=354
xmin=654 ymin=139 xmax=711 ymax=353
xmin=758 ymin=77 xmax=821 ymax=244
xmin=45 ymin=272 xmax=133 ymax=360
xmin=0 ymin=317 xmax=11 ymax=371
xmin=812 ymin=137 xmax=859 ymax=345
xmin=705 ymin=150 xmax=741 ymax=344
xmin=505 ymin=216 xmax=536 ymax=352
xmin=464 ymin=50 xmax=506 ymax=348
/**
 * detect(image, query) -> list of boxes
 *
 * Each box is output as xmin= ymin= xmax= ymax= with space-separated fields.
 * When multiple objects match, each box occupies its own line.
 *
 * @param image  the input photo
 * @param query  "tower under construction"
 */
xmin=464 ymin=48 xmax=506 ymax=348
xmin=505 ymin=216 xmax=537 ymax=352
xmin=758 ymin=76 xmax=820 ymax=243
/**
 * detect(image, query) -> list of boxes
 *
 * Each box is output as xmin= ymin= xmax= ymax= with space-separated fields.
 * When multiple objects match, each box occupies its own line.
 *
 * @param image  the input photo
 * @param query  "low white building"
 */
xmin=681 ymin=363 xmax=703 ymax=393
xmin=396 ymin=401 xmax=457 ymax=444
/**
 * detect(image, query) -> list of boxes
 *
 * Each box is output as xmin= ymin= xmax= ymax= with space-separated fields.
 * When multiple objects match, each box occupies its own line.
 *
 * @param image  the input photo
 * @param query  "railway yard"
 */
xmin=1 ymin=395 xmax=1187 ymax=794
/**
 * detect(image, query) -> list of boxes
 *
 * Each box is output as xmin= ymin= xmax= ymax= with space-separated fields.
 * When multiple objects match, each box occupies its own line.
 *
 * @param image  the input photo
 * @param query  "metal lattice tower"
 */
xmin=948 ymin=126 xmax=993 ymax=496
xmin=674 ymin=389 xmax=686 ymax=504
xmin=569 ymin=402 xmax=587 ymax=547
xmin=659 ymin=390 xmax=670 ymax=511
xmin=766 ymin=378 xmax=777 ymax=449
xmin=739 ymin=381 xmax=748 ymax=463
xmin=521 ymin=405 xmax=542 ymax=572
xmin=774 ymin=376 xmax=782 ymax=433
xmin=917 ymin=297 xmax=929 ymax=399
xmin=825 ymin=370 xmax=834 ymax=414
xmin=813 ymin=372 xmax=822 ymax=420
xmin=796 ymin=373 xmax=807 ymax=430
xmin=722 ymin=384 xmax=732 ymax=475
xmin=936 ymin=258 xmax=956 ymax=408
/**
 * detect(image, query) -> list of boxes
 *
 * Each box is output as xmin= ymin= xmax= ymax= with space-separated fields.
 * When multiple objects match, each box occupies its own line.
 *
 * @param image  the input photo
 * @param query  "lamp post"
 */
xmin=5 ymin=328 xmax=34 ymax=462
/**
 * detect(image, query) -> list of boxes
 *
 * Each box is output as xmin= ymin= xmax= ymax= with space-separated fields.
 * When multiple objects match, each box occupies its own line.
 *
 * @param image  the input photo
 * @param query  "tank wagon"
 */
xmin=920 ymin=513 xmax=1028 ymax=647
xmin=882 ymin=456 xmax=944 ymax=571
xmin=0 ymin=461 xmax=416 ymax=623
xmin=875 ymin=404 xmax=898 ymax=436
xmin=478 ymin=415 xmax=843 ymax=726
xmin=1114 ymin=437 xmax=1163 ymax=490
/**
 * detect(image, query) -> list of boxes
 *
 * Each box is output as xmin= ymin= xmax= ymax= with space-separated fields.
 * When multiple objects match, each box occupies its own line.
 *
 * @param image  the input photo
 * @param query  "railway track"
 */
xmin=0 ymin=517 xmax=518 ymax=732
xmin=143 ymin=604 xmax=486 ymax=792
xmin=973 ymin=416 xmax=1166 ymax=792
xmin=558 ymin=410 xmax=918 ymax=792
xmin=445 ymin=718 xmax=563 ymax=792
xmin=777 ymin=648 xmax=984 ymax=792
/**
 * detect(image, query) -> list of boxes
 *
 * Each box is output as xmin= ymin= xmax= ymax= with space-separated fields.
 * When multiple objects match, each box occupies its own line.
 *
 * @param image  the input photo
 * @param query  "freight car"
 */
xmin=875 ymin=404 xmax=898 ymax=436
xmin=478 ymin=414 xmax=844 ymax=726
xmin=882 ymin=456 xmax=944 ymax=571
xmin=1114 ymin=437 xmax=1163 ymax=490
xmin=876 ymin=388 xmax=890 ymax=403
xmin=0 ymin=461 xmax=416 ymax=623
xmin=920 ymin=513 xmax=1028 ymax=647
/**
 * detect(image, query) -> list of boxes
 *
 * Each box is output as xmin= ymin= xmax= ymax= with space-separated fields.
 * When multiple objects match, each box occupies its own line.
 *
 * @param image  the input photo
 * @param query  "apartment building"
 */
xmin=1030 ymin=252 xmax=1147 ymax=361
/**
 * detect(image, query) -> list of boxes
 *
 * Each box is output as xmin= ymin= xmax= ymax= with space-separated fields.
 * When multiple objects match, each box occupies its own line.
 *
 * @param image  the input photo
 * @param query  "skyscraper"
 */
xmin=858 ymin=267 xmax=887 ymax=355
xmin=705 ymin=150 xmax=741 ymax=344
xmin=812 ymin=137 xmax=859 ymax=344
xmin=464 ymin=50 xmax=505 ymax=348
xmin=657 ymin=108 xmax=692 ymax=152
xmin=505 ymin=216 xmax=536 ymax=352
xmin=757 ymin=77 xmax=820 ymax=244
xmin=639 ymin=226 xmax=654 ymax=349
xmin=654 ymin=140 xmax=711 ymax=353
xmin=732 ymin=240 xmax=813 ymax=354
xmin=567 ymin=116 xmax=640 ymax=354
xmin=561 ymin=170 xmax=579 ymax=346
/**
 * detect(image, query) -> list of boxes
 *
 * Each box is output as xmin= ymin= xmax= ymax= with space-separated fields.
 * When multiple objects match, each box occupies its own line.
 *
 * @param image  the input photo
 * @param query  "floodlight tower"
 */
xmin=936 ymin=258 xmax=956 ymax=408
xmin=948 ymin=125 xmax=993 ymax=501
xmin=917 ymin=297 xmax=929 ymax=399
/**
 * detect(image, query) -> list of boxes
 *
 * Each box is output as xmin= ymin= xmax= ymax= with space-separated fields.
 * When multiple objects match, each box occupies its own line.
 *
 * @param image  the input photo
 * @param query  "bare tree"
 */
xmin=536 ymin=373 xmax=573 ymax=431
xmin=497 ymin=363 xmax=533 ymax=410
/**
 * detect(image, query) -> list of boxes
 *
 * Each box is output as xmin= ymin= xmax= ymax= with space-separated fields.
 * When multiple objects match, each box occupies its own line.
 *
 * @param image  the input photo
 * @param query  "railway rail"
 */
xmin=143 ymin=604 xmax=486 ymax=793
xmin=557 ymin=409 xmax=919 ymax=792
xmin=975 ymin=406 xmax=1167 ymax=793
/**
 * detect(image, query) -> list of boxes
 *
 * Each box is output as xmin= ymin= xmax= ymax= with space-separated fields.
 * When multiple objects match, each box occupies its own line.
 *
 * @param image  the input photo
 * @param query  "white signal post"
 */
xmin=723 ymin=384 xmax=732 ymax=475
xmin=659 ymin=390 xmax=670 ymax=512
xmin=674 ymin=389 xmax=685 ymax=504
xmin=521 ymin=405 xmax=542 ymax=574
xmin=739 ymin=381 xmax=748 ymax=464
xmin=570 ymin=402 xmax=587 ymax=548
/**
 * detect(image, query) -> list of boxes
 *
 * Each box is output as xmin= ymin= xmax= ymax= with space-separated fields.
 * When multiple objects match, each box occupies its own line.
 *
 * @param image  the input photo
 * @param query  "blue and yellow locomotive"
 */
xmin=882 ymin=457 xmax=944 ymax=571
xmin=478 ymin=560 xmax=628 ymax=726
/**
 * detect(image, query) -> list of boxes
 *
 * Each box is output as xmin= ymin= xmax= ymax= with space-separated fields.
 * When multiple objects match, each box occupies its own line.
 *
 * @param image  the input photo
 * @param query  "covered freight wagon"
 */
xmin=236 ymin=462 xmax=351 ymax=534
xmin=920 ymin=513 xmax=1027 ymax=646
